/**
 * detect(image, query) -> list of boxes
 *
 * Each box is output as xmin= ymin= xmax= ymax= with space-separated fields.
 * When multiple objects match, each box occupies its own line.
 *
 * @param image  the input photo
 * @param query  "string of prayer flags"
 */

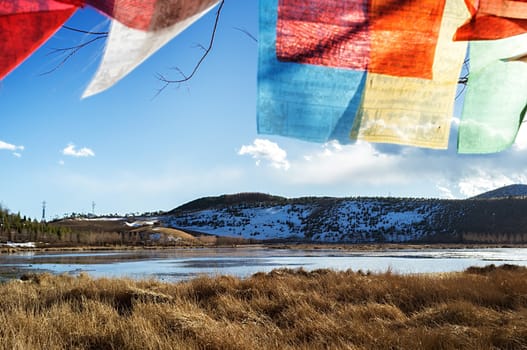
xmin=457 ymin=33 xmax=527 ymax=153
xmin=3 ymin=0 xmax=527 ymax=154
xmin=259 ymin=0 xmax=468 ymax=149
xmin=455 ymin=0 xmax=527 ymax=41
xmin=259 ymin=0 xmax=527 ymax=153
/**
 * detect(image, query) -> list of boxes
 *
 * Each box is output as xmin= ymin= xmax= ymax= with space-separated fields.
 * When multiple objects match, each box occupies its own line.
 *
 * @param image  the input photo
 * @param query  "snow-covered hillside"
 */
xmin=302 ymin=199 xmax=443 ymax=242
xmin=164 ymin=204 xmax=311 ymax=240
xmin=161 ymin=197 xmax=447 ymax=243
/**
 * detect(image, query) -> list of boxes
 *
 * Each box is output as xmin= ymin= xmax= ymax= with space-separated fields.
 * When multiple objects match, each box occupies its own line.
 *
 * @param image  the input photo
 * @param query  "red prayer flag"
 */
xmin=0 ymin=0 xmax=77 ymax=79
xmin=454 ymin=0 xmax=527 ymax=40
xmin=276 ymin=0 xmax=370 ymax=70
xmin=85 ymin=0 xmax=218 ymax=31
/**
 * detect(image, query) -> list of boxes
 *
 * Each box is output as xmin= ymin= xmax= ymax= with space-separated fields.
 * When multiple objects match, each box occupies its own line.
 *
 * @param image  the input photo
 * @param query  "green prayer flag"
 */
xmin=458 ymin=34 xmax=527 ymax=154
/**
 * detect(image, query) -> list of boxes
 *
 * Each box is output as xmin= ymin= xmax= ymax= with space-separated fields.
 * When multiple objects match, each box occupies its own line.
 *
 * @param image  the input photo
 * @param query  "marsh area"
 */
xmin=2 ymin=246 xmax=527 ymax=282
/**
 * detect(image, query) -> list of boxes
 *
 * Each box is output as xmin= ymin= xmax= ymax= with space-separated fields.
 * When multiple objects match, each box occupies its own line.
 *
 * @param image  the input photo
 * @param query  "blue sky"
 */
xmin=1 ymin=1 xmax=527 ymax=220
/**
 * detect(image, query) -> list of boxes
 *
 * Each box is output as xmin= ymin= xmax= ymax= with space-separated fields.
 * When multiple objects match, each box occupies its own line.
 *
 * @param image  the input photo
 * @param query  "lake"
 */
xmin=1 ymin=247 xmax=527 ymax=282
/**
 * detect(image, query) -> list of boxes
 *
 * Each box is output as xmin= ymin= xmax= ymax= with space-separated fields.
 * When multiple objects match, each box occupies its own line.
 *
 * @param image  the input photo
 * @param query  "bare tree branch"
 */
xmin=155 ymin=0 xmax=225 ymax=97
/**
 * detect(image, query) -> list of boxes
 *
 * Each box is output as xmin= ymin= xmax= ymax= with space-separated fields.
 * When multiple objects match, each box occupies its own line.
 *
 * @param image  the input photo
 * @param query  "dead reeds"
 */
xmin=0 ymin=264 xmax=526 ymax=349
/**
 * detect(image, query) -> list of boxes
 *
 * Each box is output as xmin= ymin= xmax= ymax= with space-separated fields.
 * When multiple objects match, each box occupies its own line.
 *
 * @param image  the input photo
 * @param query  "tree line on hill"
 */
xmin=0 ymin=207 xmax=71 ymax=243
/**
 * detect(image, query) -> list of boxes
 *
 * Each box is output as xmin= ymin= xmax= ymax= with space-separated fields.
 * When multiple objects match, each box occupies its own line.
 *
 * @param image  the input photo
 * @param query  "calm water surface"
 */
xmin=2 ymin=247 xmax=527 ymax=282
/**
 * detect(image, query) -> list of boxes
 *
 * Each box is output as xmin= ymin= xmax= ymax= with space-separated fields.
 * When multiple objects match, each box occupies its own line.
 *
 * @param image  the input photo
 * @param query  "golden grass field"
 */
xmin=0 ymin=264 xmax=526 ymax=349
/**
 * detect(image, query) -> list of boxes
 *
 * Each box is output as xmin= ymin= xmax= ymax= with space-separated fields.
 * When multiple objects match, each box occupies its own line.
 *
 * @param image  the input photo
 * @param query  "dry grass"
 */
xmin=0 ymin=265 xmax=526 ymax=349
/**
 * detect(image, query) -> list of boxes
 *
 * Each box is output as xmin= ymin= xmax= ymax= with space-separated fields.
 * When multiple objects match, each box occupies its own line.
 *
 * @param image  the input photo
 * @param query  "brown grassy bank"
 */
xmin=0 ymin=265 xmax=526 ymax=349
xmin=4 ymin=242 xmax=527 ymax=255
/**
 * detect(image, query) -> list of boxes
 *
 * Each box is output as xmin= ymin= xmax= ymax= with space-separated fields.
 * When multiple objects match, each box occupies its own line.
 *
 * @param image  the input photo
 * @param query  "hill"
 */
xmin=170 ymin=193 xmax=287 ymax=213
xmin=161 ymin=185 xmax=527 ymax=244
xmin=472 ymin=184 xmax=527 ymax=199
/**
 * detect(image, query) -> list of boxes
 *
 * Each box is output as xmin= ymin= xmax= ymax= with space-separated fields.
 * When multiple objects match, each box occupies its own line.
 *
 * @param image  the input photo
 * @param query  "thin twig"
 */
xmin=233 ymin=26 xmax=257 ymax=42
xmin=155 ymin=0 xmax=225 ymax=97
xmin=455 ymin=57 xmax=469 ymax=99
xmin=40 ymin=35 xmax=107 ymax=75
xmin=192 ymin=43 xmax=208 ymax=52
xmin=62 ymin=25 xmax=109 ymax=36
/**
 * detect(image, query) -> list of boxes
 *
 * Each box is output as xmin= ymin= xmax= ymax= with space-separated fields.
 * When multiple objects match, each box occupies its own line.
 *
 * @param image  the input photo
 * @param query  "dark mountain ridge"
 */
xmin=472 ymin=184 xmax=527 ymax=199
xmin=170 ymin=193 xmax=288 ymax=213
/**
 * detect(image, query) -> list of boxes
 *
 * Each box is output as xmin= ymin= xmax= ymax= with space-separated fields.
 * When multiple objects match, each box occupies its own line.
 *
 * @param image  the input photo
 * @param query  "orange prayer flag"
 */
xmin=276 ymin=0 xmax=446 ymax=80
xmin=368 ymin=0 xmax=446 ymax=79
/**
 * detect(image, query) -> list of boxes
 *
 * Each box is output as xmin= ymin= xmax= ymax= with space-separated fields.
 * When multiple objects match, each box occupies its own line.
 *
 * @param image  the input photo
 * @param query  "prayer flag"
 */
xmin=85 ymin=0 xmax=218 ymax=31
xmin=83 ymin=1 xmax=219 ymax=98
xmin=458 ymin=33 xmax=527 ymax=153
xmin=455 ymin=0 xmax=527 ymax=40
xmin=0 ymin=0 xmax=77 ymax=79
xmin=259 ymin=0 xmax=468 ymax=148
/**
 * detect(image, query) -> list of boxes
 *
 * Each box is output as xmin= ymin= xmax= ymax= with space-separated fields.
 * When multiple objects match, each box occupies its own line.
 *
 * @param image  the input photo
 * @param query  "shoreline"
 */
xmin=1 ymin=242 xmax=526 ymax=282
xmin=2 ymin=242 xmax=527 ymax=254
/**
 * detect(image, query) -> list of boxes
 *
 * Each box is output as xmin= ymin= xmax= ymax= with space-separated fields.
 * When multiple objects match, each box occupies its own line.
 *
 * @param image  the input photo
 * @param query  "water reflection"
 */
xmin=1 ymin=247 xmax=527 ymax=282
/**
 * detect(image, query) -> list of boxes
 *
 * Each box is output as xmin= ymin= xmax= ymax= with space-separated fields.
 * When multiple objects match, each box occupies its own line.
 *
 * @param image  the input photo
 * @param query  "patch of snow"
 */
xmin=125 ymin=220 xmax=156 ymax=227
xmin=4 ymin=242 xmax=36 ymax=248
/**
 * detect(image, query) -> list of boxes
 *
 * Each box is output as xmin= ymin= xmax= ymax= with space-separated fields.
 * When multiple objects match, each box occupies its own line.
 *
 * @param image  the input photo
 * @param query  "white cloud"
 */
xmin=286 ymin=141 xmax=405 ymax=185
xmin=271 ymin=136 xmax=527 ymax=200
xmin=456 ymin=172 xmax=527 ymax=198
xmin=238 ymin=139 xmax=290 ymax=170
xmin=436 ymin=184 xmax=456 ymax=199
xmin=0 ymin=140 xmax=24 ymax=157
xmin=62 ymin=144 xmax=95 ymax=158
xmin=513 ymin=123 xmax=527 ymax=151
xmin=58 ymin=160 xmax=65 ymax=166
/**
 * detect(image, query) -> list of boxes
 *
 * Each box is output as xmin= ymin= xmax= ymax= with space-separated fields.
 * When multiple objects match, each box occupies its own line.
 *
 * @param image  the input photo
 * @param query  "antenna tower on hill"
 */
xmin=41 ymin=201 xmax=46 ymax=222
